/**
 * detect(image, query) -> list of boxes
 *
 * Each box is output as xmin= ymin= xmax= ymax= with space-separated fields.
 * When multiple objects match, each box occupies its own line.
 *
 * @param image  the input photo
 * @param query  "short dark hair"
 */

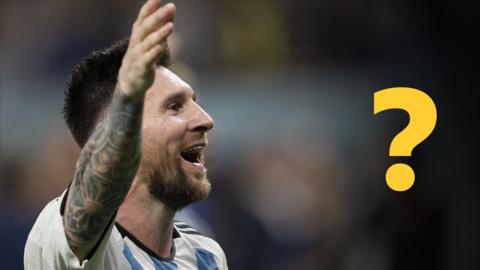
xmin=63 ymin=38 xmax=172 ymax=147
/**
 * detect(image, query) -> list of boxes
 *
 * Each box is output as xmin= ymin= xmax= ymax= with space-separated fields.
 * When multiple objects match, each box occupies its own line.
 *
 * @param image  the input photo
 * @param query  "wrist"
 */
xmin=117 ymin=81 xmax=146 ymax=101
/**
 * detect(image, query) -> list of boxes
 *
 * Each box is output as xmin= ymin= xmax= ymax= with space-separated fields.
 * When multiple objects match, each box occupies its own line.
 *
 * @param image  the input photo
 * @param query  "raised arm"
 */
xmin=63 ymin=0 xmax=176 ymax=261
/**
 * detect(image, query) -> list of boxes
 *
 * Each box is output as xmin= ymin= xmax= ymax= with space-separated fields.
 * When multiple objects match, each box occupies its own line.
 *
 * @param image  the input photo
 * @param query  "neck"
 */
xmin=117 ymin=181 xmax=176 ymax=259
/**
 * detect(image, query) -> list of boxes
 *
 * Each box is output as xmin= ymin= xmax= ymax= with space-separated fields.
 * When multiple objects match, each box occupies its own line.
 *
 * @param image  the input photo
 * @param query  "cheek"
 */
xmin=158 ymin=116 xmax=189 ymax=143
xmin=142 ymin=117 xmax=187 ymax=154
xmin=169 ymin=116 xmax=188 ymax=131
xmin=141 ymin=123 xmax=157 ymax=151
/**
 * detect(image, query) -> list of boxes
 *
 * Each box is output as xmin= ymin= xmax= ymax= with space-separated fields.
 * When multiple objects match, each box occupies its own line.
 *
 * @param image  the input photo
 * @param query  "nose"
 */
xmin=189 ymin=103 xmax=214 ymax=133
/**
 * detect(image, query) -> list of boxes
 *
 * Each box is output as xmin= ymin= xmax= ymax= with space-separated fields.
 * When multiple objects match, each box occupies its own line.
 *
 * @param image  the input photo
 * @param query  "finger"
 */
xmin=138 ymin=3 xmax=175 ymax=41
xmin=142 ymin=23 xmax=174 ymax=65
xmin=140 ymin=22 xmax=174 ymax=53
xmin=144 ymin=44 xmax=164 ymax=67
xmin=137 ymin=0 xmax=162 ymax=23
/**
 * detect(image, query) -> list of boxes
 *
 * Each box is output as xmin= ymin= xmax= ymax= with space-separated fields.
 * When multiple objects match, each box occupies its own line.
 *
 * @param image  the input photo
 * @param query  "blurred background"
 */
xmin=0 ymin=0 xmax=478 ymax=269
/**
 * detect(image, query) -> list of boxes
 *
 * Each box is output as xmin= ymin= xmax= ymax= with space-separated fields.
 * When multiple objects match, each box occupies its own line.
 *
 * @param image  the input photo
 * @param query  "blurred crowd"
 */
xmin=1 ymin=1 xmax=477 ymax=269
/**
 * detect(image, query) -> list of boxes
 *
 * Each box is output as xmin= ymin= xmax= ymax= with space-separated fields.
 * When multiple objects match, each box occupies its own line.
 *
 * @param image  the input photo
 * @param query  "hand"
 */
xmin=118 ymin=0 xmax=175 ymax=99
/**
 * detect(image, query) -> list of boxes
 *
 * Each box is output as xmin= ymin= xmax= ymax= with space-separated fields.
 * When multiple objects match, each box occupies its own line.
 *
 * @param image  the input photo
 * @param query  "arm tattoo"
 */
xmin=63 ymin=89 xmax=143 ymax=259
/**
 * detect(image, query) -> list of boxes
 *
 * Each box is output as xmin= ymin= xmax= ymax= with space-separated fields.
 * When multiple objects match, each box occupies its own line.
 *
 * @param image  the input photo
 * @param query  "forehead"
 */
xmin=146 ymin=66 xmax=195 ymax=100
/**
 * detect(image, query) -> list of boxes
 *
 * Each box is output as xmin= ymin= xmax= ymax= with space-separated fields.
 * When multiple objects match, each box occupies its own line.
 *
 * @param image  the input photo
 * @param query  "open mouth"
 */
xmin=180 ymin=144 xmax=205 ymax=165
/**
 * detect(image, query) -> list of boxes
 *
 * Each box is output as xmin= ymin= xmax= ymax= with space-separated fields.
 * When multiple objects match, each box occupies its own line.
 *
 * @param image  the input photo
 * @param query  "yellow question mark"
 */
xmin=374 ymin=87 xmax=437 ymax=192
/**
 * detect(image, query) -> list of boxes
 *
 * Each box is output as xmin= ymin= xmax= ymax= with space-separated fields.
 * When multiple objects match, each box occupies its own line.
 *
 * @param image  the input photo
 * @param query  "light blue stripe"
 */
xmin=123 ymin=243 xmax=145 ymax=270
xmin=151 ymin=256 xmax=178 ymax=270
xmin=195 ymin=249 xmax=219 ymax=270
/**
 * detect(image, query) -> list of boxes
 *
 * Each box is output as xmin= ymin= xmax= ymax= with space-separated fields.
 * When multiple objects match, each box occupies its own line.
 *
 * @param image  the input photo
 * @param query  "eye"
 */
xmin=167 ymin=102 xmax=182 ymax=113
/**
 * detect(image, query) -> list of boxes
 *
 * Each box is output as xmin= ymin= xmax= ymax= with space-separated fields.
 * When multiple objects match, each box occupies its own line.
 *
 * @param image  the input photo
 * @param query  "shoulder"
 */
xmin=25 ymin=190 xmax=123 ymax=270
xmin=174 ymin=220 xmax=228 ymax=267
xmin=25 ymin=191 xmax=71 ymax=268
xmin=174 ymin=220 xmax=208 ymax=237
xmin=174 ymin=220 xmax=217 ymax=245
xmin=26 ymin=191 xmax=66 ymax=244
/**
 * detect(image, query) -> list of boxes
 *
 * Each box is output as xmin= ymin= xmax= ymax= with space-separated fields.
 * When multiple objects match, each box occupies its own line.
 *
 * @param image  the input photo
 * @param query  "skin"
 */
xmin=63 ymin=0 xmax=214 ymax=261
xmin=117 ymin=67 xmax=214 ymax=258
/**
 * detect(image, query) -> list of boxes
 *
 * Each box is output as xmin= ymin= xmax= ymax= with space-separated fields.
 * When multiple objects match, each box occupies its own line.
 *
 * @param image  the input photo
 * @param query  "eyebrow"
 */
xmin=162 ymin=89 xmax=197 ymax=107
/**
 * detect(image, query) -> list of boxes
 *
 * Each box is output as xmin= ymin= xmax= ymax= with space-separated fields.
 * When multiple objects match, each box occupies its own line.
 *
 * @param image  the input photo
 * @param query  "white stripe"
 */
xmin=174 ymin=221 xmax=189 ymax=226
xmin=177 ymin=227 xmax=198 ymax=233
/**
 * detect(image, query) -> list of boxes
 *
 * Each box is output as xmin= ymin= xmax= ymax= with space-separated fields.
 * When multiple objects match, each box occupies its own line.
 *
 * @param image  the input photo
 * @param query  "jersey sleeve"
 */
xmin=218 ymin=244 xmax=229 ymax=270
xmin=24 ymin=189 xmax=116 ymax=270
xmin=204 ymin=238 xmax=229 ymax=269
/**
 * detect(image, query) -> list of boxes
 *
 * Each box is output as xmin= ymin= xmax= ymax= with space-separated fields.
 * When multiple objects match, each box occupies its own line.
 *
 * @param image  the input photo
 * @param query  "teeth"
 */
xmin=183 ymin=145 xmax=203 ymax=154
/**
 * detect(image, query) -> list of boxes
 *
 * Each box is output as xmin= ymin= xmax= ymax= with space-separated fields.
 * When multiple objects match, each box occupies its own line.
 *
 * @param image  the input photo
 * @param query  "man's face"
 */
xmin=137 ymin=67 xmax=214 ymax=210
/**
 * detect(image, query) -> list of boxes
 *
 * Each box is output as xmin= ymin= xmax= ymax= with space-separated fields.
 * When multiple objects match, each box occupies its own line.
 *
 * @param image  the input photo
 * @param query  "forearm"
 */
xmin=64 ymin=87 xmax=143 ymax=259
xmin=62 ymin=0 xmax=175 ymax=260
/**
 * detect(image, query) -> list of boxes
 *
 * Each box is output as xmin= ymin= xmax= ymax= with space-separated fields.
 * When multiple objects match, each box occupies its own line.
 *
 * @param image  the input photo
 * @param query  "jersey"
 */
xmin=24 ymin=189 xmax=228 ymax=270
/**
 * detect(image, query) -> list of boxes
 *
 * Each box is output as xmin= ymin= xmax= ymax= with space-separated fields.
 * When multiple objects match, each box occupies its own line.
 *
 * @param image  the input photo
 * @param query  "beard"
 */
xmin=138 ymin=144 xmax=211 ymax=211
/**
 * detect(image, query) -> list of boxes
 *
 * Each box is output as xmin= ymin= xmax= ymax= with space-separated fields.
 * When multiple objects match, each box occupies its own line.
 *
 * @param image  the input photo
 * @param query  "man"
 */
xmin=24 ymin=0 xmax=228 ymax=269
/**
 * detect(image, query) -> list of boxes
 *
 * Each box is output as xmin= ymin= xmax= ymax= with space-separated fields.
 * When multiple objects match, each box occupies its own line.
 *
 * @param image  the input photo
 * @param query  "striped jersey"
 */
xmin=24 ymin=190 xmax=228 ymax=270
